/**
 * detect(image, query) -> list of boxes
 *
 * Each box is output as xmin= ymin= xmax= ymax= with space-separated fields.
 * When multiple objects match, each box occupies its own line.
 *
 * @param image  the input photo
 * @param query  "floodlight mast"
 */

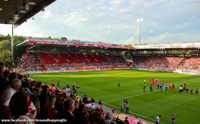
xmin=137 ymin=18 xmax=143 ymax=45
xmin=11 ymin=24 xmax=14 ymax=66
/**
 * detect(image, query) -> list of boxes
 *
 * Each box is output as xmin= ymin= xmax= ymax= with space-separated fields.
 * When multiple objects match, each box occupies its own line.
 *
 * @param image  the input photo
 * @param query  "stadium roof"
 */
xmin=133 ymin=43 xmax=200 ymax=50
xmin=17 ymin=38 xmax=135 ymax=50
xmin=0 ymin=0 xmax=55 ymax=25
xmin=17 ymin=38 xmax=200 ymax=51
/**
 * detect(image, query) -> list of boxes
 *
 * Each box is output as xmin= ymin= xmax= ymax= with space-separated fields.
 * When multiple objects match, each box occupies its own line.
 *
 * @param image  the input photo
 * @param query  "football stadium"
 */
xmin=0 ymin=0 xmax=200 ymax=124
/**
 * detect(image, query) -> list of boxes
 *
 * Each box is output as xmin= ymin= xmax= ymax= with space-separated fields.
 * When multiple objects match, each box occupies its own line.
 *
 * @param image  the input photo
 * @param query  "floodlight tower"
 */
xmin=137 ymin=18 xmax=143 ymax=45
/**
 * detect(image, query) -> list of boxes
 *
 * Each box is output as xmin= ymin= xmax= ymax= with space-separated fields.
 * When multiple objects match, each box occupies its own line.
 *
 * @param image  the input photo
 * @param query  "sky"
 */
xmin=0 ymin=0 xmax=200 ymax=45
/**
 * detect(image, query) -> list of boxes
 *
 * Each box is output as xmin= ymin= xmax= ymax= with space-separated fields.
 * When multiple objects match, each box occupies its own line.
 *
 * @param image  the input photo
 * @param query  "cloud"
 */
xmin=148 ymin=30 xmax=154 ymax=34
xmin=145 ymin=32 xmax=200 ymax=44
xmin=0 ymin=22 xmax=41 ymax=37
xmin=1 ymin=0 xmax=200 ymax=45
xmin=15 ymin=25 xmax=45 ymax=37
xmin=63 ymin=12 xmax=88 ymax=27
xmin=126 ymin=37 xmax=138 ymax=43
xmin=42 ymin=10 xmax=53 ymax=19
xmin=105 ymin=30 xmax=112 ymax=35
xmin=111 ymin=0 xmax=122 ymax=5
xmin=119 ymin=36 xmax=139 ymax=45
xmin=122 ymin=32 xmax=200 ymax=45
xmin=0 ymin=24 xmax=11 ymax=35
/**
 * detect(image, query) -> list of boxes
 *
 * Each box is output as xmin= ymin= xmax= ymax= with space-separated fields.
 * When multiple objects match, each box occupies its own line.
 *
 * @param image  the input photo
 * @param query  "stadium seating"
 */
xmin=132 ymin=56 xmax=185 ymax=71
xmin=177 ymin=57 xmax=200 ymax=70
xmin=17 ymin=52 xmax=200 ymax=73
xmin=17 ymin=53 xmax=127 ymax=72
xmin=38 ymin=53 xmax=106 ymax=65
xmin=132 ymin=55 xmax=200 ymax=71
xmin=17 ymin=53 xmax=45 ymax=72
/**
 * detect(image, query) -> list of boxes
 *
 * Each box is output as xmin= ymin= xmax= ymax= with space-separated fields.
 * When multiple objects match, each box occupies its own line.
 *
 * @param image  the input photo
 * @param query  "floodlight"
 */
xmin=14 ymin=11 xmax=19 ymax=20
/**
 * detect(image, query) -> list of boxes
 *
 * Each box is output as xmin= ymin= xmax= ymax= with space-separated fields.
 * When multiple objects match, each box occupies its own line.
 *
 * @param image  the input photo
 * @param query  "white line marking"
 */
xmin=105 ymin=91 xmax=159 ymax=103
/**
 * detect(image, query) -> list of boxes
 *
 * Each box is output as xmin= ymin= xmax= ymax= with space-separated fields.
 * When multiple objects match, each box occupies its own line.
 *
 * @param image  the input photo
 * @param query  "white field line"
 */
xmin=105 ymin=91 xmax=159 ymax=104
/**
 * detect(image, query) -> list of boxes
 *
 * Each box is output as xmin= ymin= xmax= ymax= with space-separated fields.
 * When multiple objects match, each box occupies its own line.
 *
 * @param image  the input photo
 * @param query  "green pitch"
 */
xmin=30 ymin=70 xmax=200 ymax=124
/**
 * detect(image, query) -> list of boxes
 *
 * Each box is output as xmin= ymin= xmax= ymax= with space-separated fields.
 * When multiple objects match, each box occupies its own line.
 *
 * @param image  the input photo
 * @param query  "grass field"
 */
xmin=30 ymin=70 xmax=200 ymax=124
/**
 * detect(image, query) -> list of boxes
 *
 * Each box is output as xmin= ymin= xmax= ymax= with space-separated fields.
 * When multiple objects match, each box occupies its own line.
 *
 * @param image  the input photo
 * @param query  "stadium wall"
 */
xmin=25 ymin=67 xmax=200 ymax=75
xmin=26 ymin=67 xmax=131 ymax=74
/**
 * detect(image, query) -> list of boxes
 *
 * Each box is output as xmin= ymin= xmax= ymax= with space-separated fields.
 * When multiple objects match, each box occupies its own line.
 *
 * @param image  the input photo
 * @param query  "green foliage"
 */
xmin=13 ymin=36 xmax=26 ymax=46
xmin=0 ymin=40 xmax=12 ymax=63
xmin=0 ymin=40 xmax=10 ymax=49
xmin=70 ymin=39 xmax=83 ymax=43
xmin=61 ymin=37 xmax=67 ymax=41
xmin=0 ymin=50 xmax=12 ymax=63
xmin=0 ymin=35 xmax=26 ymax=65
xmin=0 ymin=34 xmax=10 ymax=41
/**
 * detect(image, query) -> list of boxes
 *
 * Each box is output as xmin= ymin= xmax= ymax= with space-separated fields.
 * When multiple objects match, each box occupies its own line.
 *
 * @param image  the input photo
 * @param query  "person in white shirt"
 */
xmin=1 ymin=78 xmax=21 ymax=107
xmin=179 ymin=85 xmax=183 ymax=93
xmin=155 ymin=115 xmax=161 ymax=124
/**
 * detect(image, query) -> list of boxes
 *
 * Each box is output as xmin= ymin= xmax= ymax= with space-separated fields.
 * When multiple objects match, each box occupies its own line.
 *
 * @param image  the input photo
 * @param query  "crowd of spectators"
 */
xmin=17 ymin=53 xmax=45 ymax=72
xmin=1 ymin=62 xmax=131 ymax=124
xmin=132 ymin=56 xmax=200 ymax=72
xmin=17 ymin=53 xmax=128 ymax=72
xmin=177 ymin=57 xmax=200 ymax=71
xmin=17 ymin=53 xmax=200 ymax=73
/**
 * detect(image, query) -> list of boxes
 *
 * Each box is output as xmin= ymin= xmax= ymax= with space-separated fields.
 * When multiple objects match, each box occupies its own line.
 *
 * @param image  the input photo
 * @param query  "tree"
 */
xmin=13 ymin=36 xmax=26 ymax=46
xmin=0 ymin=40 xmax=12 ymax=63
xmin=48 ymin=36 xmax=52 ymax=39
xmin=61 ymin=37 xmax=67 ymax=41
xmin=0 ymin=50 xmax=11 ymax=63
